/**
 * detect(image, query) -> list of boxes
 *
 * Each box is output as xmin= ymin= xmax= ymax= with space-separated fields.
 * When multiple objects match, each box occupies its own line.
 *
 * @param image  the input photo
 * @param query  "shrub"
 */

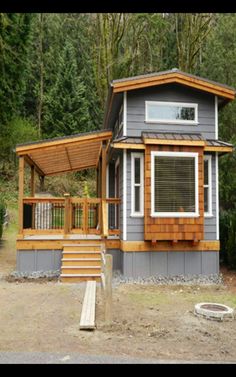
xmin=220 ymin=209 xmax=236 ymax=269
xmin=0 ymin=199 xmax=6 ymax=239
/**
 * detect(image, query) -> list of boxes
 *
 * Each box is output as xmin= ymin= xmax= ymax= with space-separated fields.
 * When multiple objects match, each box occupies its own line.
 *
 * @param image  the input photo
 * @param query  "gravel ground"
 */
xmin=112 ymin=271 xmax=224 ymax=287
xmin=7 ymin=269 xmax=224 ymax=286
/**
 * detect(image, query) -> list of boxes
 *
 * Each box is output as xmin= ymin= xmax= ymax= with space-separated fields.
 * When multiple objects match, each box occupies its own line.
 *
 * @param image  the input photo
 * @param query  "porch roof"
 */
xmin=112 ymin=132 xmax=234 ymax=154
xmin=15 ymin=130 xmax=112 ymax=176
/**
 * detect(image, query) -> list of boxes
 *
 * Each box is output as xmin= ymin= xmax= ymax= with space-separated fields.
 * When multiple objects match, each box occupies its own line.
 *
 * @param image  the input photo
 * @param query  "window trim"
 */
xmin=204 ymin=155 xmax=213 ymax=218
xmin=131 ymin=152 xmax=144 ymax=217
xmin=151 ymin=151 xmax=199 ymax=218
xmin=145 ymin=101 xmax=198 ymax=125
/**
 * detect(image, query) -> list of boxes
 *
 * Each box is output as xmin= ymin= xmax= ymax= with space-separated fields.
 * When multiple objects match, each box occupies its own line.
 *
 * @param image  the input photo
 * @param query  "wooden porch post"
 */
xmin=101 ymin=141 xmax=107 ymax=199
xmin=101 ymin=141 xmax=108 ymax=237
xmin=30 ymin=165 xmax=35 ymax=197
xmin=39 ymin=175 xmax=45 ymax=191
xmin=64 ymin=193 xmax=71 ymax=237
xmin=18 ymin=156 xmax=25 ymax=235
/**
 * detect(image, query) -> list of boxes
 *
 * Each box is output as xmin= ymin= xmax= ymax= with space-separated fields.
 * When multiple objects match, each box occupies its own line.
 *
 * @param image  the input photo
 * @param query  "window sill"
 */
xmin=150 ymin=212 xmax=200 ymax=218
xmin=144 ymin=120 xmax=199 ymax=126
xmin=204 ymin=213 xmax=214 ymax=218
xmin=130 ymin=213 xmax=144 ymax=218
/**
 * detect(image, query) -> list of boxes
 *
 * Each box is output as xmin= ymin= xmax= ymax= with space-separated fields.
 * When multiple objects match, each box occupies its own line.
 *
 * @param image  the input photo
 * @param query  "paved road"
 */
xmin=0 ymin=352 xmax=234 ymax=364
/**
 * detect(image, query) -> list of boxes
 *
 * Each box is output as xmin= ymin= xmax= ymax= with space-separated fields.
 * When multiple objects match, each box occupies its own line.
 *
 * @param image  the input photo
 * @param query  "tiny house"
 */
xmin=16 ymin=69 xmax=235 ymax=281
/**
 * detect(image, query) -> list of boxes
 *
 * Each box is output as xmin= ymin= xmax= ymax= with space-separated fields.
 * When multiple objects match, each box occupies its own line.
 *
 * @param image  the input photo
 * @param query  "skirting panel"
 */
xmin=17 ymin=249 xmax=62 ymax=273
xmin=122 ymin=251 xmax=219 ymax=278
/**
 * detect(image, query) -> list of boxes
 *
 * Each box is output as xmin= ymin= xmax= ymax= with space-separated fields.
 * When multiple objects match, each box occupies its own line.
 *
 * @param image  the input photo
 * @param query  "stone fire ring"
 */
xmin=194 ymin=302 xmax=235 ymax=321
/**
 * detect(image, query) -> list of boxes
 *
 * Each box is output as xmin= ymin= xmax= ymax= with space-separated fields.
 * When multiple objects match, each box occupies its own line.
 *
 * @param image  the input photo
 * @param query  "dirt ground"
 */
xmin=0 ymin=227 xmax=236 ymax=362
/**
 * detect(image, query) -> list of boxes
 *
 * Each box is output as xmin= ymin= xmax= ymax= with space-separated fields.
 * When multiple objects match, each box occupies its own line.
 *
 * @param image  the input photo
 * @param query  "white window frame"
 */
xmin=145 ymin=101 xmax=198 ymax=125
xmin=204 ymin=155 xmax=213 ymax=217
xmin=151 ymin=151 xmax=199 ymax=218
xmin=131 ymin=153 xmax=144 ymax=217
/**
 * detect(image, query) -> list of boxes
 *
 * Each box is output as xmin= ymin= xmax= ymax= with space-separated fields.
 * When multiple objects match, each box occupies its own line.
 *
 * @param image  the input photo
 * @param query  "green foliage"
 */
xmin=0 ymin=198 xmax=6 ymax=239
xmin=0 ymin=14 xmax=33 ymax=125
xmin=0 ymin=117 xmax=38 ymax=172
xmin=43 ymin=40 xmax=92 ymax=137
xmin=220 ymin=210 xmax=236 ymax=269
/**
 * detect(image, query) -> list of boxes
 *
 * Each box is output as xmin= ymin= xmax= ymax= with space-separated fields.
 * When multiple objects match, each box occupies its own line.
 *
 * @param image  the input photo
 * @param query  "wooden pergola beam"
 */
xmin=65 ymin=147 xmax=73 ymax=170
xmin=44 ymin=164 xmax=97 ymax=176
xmin=16 ymin=131 xmax=112 ymax=155
xmin=24 ymin=155 xmax=45 ymax=177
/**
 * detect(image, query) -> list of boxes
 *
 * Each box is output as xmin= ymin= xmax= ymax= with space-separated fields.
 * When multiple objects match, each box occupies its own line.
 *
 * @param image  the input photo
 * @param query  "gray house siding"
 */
xmin=127 ymin=84 xmax=216 ymax=140
xmin=127 ymin=151 xmax=144 ymax=241
xmin=122 ymin=251 xmax=219 ymax=278
xmin=17 ymin=249 xmax=62 ymax=273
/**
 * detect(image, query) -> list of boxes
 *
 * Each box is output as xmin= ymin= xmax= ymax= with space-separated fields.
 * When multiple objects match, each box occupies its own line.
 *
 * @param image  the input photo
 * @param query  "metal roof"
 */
xmin=142 ymin=131 xmax=205 ymax=142
xmin=111 ymin=68 xmax=235 ymax=92
xmin=16 ymin=129 xmax=109 ymax=148
xmin=113 ymin=132 xmax=233 ymax=148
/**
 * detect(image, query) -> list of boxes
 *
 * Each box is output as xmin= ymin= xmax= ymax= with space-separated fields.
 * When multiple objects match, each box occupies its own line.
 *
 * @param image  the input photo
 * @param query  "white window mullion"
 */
xmin=204 ymin=155 xmax=212 ymax=217
xmin=131 ymin=153 xmax=144 ymax=217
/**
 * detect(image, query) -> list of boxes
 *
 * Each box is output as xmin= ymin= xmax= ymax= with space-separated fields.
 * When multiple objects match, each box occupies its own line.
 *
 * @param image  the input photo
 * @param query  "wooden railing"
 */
xmin=22 ymin=196 xmax=120 ymax=237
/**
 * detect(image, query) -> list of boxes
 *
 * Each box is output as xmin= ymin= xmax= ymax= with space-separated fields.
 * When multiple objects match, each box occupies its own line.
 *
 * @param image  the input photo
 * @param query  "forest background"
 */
xmin=0 ymin=13 xmax=235 ymax=267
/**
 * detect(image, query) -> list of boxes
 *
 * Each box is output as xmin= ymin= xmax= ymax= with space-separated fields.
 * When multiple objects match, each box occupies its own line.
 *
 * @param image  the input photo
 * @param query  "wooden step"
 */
xmin=61 ymin=274 xmax=101 ymax=283
xmin=80 ymin=281 xmax=96 ymax=330
xmin=63 ymin=244 xmax=101 ymax=252
xmin=61 ymin=266 xmax=101 ymax=275
xmin=62 ymin=251 xmax=101 ymax=259
xmin=62 ymin=258 xmax=101 ymax=267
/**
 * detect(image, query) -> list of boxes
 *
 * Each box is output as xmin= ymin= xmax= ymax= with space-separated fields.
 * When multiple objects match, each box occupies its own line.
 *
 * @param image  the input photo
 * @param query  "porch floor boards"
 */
xmin=23 ymin=235 xmax=119 ymax=240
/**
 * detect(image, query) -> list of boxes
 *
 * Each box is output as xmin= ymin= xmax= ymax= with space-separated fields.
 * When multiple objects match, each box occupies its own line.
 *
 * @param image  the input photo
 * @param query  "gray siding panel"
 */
xmin=36 ymin=250 xmax=54 ymax=271
xmin=17 ymin=250 xmax=35 ymax=272
xmin=150 ymin=252 xmax=168 ymax=276
xmin=123 ymin=253 xmax=133 ymax=277
xmin=168 ymin=252 xmax=185 ymax=276
xmin=133 ymin=252 xmax=150 ymax=278
xmin=127 ymin=85 xmax=215 ymax=139
xmin=185 ymin=252 xmax=202 ymax=275
xmin=202 ymin=252 xmax=219 ymax=275
xmin=109 ymin=249 xmax=122 ymax=271
xmin=17 ymin=250 xmax=62 ymax=273
xmin=121 ymin=251 xmax=219 ymax=277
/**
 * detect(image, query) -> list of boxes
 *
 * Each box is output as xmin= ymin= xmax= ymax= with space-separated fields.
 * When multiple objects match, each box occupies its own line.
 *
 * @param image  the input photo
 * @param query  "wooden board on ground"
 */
xmin=79 ymin=281 xmax=96 ymax=330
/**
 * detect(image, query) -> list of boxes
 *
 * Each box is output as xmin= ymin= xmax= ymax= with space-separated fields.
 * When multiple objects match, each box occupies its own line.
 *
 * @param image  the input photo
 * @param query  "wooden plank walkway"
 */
xmin=79 ymin=281 xmax=97 ymax=330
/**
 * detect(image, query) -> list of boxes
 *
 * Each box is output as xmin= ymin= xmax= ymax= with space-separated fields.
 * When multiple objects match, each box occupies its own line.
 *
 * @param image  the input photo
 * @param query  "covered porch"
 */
xmin=15 ymin=130 xmax=120 ymax=242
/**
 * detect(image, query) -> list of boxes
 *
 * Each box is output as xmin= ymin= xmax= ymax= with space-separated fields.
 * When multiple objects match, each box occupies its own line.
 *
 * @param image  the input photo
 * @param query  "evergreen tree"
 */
xmin=43 ymin=41 xmax=92 ymax=138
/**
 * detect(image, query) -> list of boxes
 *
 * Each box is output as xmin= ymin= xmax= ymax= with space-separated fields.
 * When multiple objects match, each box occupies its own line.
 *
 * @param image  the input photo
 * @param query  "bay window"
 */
xmin=151 ymin=151 xmax=199 ymax=217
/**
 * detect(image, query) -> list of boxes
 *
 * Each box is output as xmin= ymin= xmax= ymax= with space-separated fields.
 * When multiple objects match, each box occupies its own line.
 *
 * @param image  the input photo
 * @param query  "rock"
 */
xmin=112 ymin=271 xmax=223 ymax=287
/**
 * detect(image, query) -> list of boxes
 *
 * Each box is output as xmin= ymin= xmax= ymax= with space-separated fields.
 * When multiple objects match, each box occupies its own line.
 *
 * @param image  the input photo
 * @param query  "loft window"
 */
xmin=131 ymin=153 xmax=144 ymax=216
xmin=204 ymin=155 xmax=212 ymax=217
xmin=145 ymin=101 xmax=198 ymax=125
xmin=151 ymin=151 xmax=199 ymax=217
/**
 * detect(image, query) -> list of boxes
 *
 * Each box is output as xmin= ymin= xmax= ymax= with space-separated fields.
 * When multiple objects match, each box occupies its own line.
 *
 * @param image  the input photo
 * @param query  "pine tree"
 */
xmin=43 ymin=40 xmax=92 ymax=138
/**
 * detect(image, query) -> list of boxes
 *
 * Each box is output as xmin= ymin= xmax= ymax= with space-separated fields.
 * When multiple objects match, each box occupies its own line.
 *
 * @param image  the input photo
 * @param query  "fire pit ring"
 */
xmin=194 ymin=302 xmax=235 ymax=321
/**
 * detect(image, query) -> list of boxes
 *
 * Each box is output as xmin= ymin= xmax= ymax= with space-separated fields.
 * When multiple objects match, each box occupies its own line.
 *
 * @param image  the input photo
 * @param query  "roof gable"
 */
xmin=104 ymin=69 xmax=235 ymax=129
